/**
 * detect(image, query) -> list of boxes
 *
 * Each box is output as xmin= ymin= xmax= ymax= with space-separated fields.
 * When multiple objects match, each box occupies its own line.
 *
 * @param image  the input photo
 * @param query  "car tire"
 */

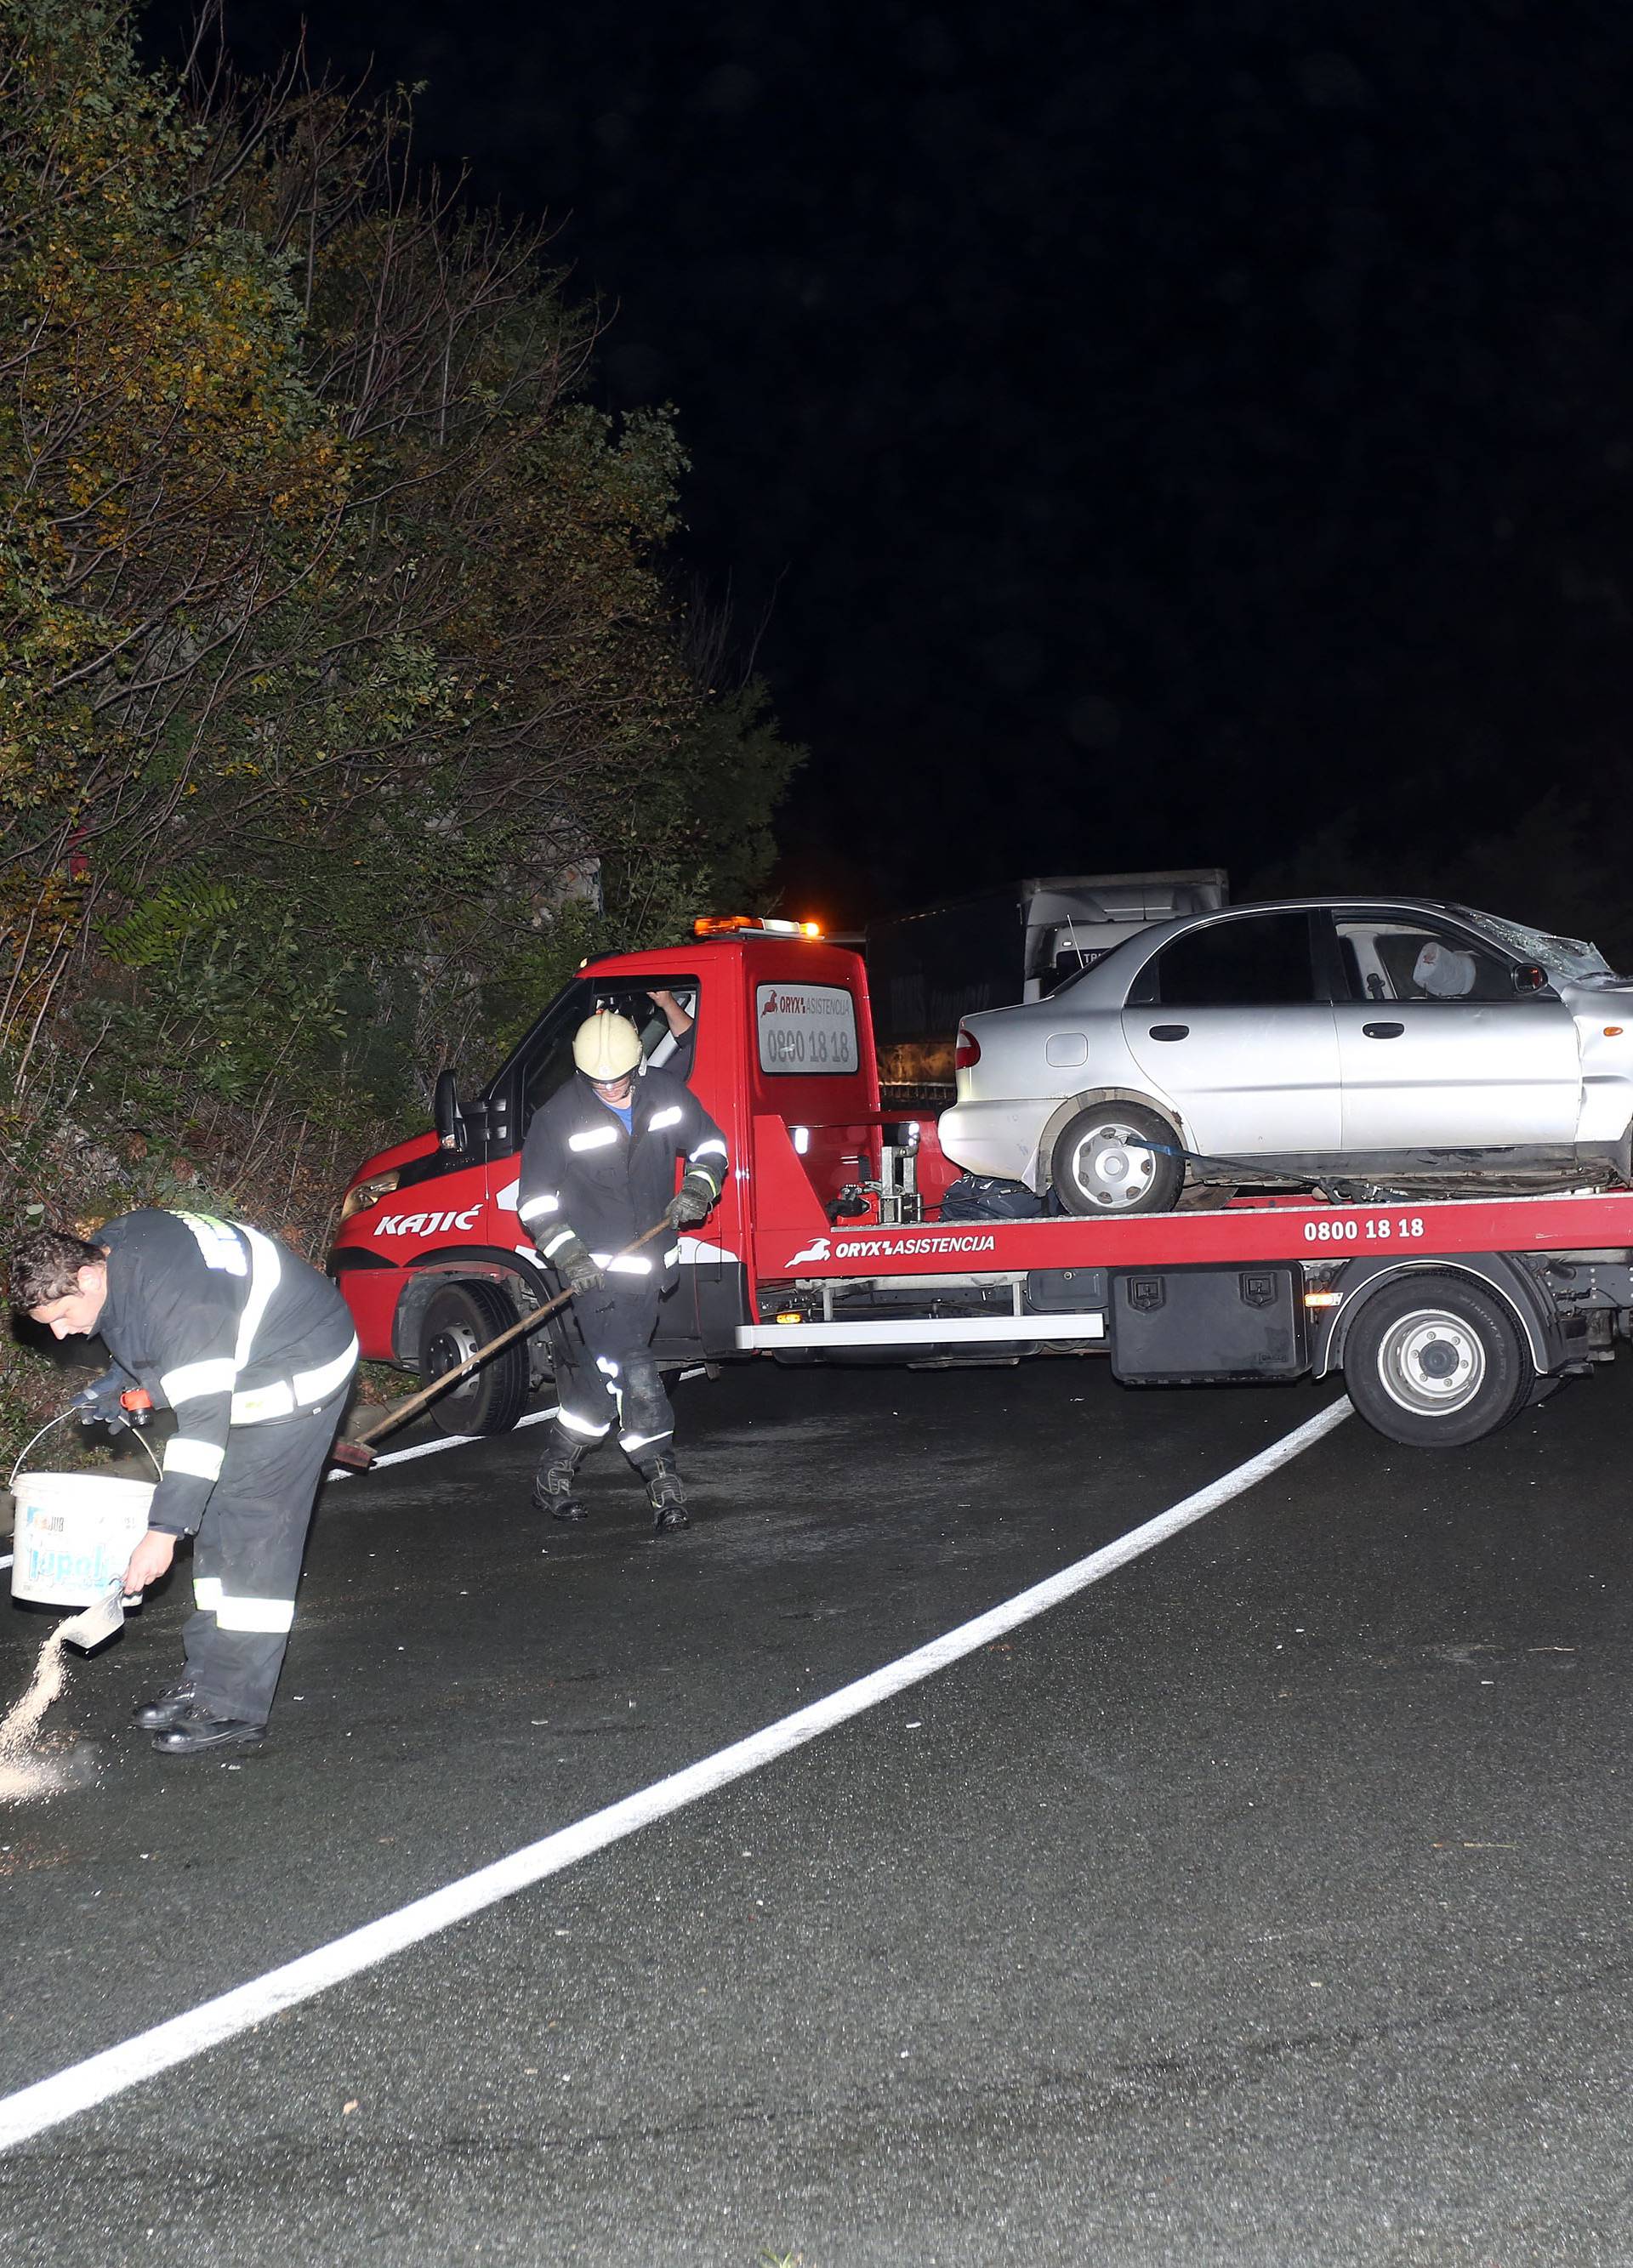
xmin=1341 ymin=1272 xmax=1534 ymax=1447
xmin=416 ymin=1279 xmax=529 ymax=1437
xmin=1049 ymin=1103 xmax=1185 ymax=1215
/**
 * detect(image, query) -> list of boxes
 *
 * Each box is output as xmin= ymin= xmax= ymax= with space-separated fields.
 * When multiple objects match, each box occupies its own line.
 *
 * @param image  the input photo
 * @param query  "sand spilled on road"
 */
xmin=0 ymin=1629 xmax=72 ymax=1803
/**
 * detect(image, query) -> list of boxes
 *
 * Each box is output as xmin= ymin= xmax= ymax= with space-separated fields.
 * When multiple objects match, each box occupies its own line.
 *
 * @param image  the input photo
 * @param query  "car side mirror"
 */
xmin=1511 ymin=963 xmax=1549 ymax=995
xmin=432 ymin=1066 xmax=466 ymax=1151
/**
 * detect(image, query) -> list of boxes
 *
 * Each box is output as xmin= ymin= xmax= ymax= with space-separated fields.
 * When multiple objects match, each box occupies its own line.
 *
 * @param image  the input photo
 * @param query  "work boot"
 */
xmin=151 ymin=1708 xmax=266 ymax=1756
xmin=532 ymin=1437 xmax=589 ymax=1523
xmin=130 ymin=1680 xmax=197 ymax=1731
xmin=645 ymin=1455 xmax=690 ymax=1535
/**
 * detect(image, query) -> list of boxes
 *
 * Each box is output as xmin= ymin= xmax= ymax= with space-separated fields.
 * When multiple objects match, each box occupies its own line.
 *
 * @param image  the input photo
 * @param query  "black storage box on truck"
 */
xmin=866 ymin=871 xmax=1230 ymax=1100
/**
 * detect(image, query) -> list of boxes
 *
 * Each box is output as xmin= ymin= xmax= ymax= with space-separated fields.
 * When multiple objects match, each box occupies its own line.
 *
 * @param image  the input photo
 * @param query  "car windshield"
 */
xmin=1453 ymin=907 xmax=1614 ymax=981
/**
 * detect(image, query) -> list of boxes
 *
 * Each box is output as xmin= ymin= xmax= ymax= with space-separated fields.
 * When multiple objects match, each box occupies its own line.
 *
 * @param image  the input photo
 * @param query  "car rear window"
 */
xmin=1147 ymin=913 xmax=1317 ymax=1007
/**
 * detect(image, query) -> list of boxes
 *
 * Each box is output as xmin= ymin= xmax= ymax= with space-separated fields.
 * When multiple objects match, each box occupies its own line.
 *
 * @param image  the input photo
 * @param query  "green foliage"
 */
xmin=102 ymin=878 xmax=242 ymax=969
xmin=0 ymin=0 xmax=801 ymax=1247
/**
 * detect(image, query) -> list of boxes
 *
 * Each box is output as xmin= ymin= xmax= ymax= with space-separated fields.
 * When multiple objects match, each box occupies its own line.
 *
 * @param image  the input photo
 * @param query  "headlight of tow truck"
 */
xmin=339 ymin=1168 xmax=401 ymax=1223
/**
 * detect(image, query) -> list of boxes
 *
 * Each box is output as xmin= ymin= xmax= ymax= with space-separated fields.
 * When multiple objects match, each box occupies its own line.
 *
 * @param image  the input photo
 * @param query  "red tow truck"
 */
xmin=328 ymin=920 xmax=1633 ymax=1448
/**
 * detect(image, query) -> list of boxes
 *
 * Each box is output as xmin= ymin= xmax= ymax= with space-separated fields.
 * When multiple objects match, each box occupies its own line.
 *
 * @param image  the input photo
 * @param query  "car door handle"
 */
xmin=1147 ymin=1024 xmax=1189 ymax=1041
xmin=1361 ymin=1021 xmax=1404 ymax=1038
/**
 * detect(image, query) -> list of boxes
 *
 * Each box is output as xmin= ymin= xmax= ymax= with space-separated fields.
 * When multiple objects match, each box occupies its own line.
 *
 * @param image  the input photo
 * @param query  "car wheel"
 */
xmin=1341 ymin=1273 xmax=1533 ymax=1447
xmin=416 ymin=1279 xmax=529 ymax=1437
xmin=1050 ymin=1103 xmax=1184 ymax=1215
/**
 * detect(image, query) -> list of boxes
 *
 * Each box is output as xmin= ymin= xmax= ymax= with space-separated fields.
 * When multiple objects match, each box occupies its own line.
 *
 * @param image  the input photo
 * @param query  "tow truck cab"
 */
xmin=329 ymin=929 xmax=943 ymax=1390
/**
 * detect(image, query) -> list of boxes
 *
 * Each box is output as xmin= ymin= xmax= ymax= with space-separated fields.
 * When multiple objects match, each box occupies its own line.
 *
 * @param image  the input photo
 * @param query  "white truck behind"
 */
xmin=865 ymin=871 xmax=1230 ymax=1098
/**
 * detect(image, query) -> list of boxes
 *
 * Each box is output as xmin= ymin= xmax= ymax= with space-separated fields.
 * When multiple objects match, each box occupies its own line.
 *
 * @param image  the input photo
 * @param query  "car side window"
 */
xmin=1147 ymin=913 xmax=1317 ymax=1007
xmin=1335 ymin=921 xmax=1511 ymax=1003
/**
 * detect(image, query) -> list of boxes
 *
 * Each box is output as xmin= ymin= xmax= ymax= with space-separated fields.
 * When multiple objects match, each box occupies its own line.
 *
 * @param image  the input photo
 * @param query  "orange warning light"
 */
xmin=692 ymin=914 xmax=825 ymax=939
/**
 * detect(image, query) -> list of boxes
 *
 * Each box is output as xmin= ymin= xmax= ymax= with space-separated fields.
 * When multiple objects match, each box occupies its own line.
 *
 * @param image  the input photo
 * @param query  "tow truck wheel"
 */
xmin=1342 ymin=1273 xmax=1533 ymax=1447
xmin=1050 ymin=1103 xmax=1183 ymax=1216
xmin=417 ymin=1280 xmax=529 ymax=1437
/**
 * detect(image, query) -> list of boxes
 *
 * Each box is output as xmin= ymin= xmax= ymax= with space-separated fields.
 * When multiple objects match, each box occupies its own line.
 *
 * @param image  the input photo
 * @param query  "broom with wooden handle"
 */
xmin=328 ymin=1217 xmax=674 ymax=1473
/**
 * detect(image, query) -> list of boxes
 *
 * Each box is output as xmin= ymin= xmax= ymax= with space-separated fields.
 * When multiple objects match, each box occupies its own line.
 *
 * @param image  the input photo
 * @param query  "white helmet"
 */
xmin=572 ymin=1010 xmax=643 ymax=1081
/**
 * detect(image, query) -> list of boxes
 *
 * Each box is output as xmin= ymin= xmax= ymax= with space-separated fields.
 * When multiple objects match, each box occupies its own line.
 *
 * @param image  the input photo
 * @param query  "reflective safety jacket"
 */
xmin=517 ymin=1066 xmax=728 ymax=1288
xmin=94 ymin=1209 xmax=358 ymax=1537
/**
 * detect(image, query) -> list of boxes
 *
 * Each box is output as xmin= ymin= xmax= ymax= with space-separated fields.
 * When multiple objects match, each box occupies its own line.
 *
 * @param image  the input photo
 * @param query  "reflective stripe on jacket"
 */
xmin=94 ymin=1209 xmax=356 ymax=1535
xmin=517 ymin=1066 xmax=728 ymax=1287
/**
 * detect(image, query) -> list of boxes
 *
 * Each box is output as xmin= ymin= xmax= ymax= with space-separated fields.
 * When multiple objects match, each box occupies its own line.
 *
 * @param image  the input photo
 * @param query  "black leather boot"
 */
xmin=130 ymin=1681 xmax=198 ymax=1731
xmin=152 ymin=1708 xmax=266 ymax=1755
xmin=532 ymin=1431 xmax=589 ymax=1522
xmin=645 ymin=1454 xmax=690 ymax=1534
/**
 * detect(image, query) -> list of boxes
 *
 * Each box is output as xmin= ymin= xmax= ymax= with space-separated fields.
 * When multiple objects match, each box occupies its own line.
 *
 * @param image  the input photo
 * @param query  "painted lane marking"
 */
xmin=325 ymin=1369 xmax=705 ymax=1481
xmin=0 ymin=1395 xmax=1351 ymax=2152
xmin=325 ymin=1401 xmax=558 ymax=1482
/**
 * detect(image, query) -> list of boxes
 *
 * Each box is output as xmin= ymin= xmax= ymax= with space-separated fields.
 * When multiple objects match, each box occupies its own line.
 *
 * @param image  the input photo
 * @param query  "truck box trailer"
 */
xmin=865 ymin=872 xmax=1229 ymax=1095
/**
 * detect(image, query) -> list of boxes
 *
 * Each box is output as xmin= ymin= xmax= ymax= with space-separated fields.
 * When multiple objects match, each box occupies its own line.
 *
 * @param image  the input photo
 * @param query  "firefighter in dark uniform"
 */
xmin=519 ymin=1009 xmax=727 ymax=1532
xmin=11 ymin=1210 xmax=358 ymax=1754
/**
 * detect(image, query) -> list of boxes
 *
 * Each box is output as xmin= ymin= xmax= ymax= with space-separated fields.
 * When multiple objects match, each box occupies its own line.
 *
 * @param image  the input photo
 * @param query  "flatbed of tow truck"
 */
xmin=330 ymin=925 xmax=1633 ymax=1452
xmin=737 ymin=1110 xmax=1633 ymax=1444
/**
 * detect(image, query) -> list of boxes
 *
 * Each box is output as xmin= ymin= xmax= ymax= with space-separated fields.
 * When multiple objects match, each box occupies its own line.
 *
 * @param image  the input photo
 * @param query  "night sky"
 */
xmin=145 ymin=3 xmax=1633 ymax=925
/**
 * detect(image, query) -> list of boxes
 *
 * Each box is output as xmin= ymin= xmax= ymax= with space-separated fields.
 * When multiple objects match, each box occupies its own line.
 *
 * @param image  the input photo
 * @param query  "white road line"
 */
xmin=324 ymin=1370 xmax=703 ymax=1483
xmin=0 ymin=1394 xmax=1351 ymax=2153
xmin=324 ymin=1403 xmax=560 ymax=1481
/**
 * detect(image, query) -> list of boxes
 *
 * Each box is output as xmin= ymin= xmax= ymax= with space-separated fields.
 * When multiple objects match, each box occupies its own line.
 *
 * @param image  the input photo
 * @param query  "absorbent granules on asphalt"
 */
xmin=0 ymin=1628 xmax=73 ymax=1803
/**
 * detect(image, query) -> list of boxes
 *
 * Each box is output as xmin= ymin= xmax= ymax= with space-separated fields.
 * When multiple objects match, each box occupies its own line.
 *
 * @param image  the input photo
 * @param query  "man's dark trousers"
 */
xmin=555 ymin=1280 xmax=675 ymax=1463
xmin=181 ymin=1381 xmax=350 ymax=1725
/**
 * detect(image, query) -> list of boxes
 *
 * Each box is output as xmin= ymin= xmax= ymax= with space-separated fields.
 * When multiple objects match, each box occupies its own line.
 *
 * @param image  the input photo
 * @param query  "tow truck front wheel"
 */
xmin=1050 ymin=1104 xmax=1184 ymax=1216
xmin=1342 ymin=1274 xmax=1534 ymax=1447
xmin=417 ymin=1280 xmax=529 ymax=1437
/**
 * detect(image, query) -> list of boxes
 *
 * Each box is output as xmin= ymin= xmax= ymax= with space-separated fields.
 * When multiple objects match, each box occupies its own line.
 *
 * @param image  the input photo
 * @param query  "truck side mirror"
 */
xmin=432 ymin=1067 xmax=466 ymax=1151
xmin=1511 ymin=963 xmax=1549 ymax=995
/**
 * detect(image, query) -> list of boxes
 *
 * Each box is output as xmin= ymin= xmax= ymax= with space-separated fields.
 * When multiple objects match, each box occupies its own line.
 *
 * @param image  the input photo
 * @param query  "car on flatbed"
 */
xmin=937 ymin=896 xmax=1633 ymax=1214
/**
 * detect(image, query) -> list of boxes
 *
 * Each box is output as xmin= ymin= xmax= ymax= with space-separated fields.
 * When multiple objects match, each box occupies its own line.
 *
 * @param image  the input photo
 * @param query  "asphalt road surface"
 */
xmin=1 ymin=1350 xmax=1631 ymax=2267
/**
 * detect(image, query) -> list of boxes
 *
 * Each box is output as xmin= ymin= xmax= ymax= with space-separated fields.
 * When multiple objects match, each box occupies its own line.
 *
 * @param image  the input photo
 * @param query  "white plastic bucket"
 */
xmin=9 ymin=1471 xmax=155 ymax=1607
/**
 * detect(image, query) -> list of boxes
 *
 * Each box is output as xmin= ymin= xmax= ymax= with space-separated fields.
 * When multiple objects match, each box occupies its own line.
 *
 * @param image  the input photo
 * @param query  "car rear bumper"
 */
xmin=936 ymin=1099 xmax=1048 ymax=1188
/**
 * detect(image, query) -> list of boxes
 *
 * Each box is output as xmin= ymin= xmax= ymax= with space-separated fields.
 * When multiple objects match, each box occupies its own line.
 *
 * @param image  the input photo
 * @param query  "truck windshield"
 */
xmin=1454 ymin=907 xmax=1614 ymax=981
xmin=515 ymin=975 xmax=698 ymax=1128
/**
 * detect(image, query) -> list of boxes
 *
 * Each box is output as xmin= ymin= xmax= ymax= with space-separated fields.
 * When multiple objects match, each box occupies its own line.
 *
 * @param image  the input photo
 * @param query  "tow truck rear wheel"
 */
xmin=1050 ymin=1103 xmax=1184 ymax=1216
xmin=417 ymin=1279 xmax=528 ymax=1436
xmin=1342 ymin=1273 xmax=1534 ymax=1447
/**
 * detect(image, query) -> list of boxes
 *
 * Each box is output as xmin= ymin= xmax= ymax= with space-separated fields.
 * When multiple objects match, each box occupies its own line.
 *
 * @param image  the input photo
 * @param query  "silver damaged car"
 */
xmin=936 ymin=898 xmax=1633 ymax=1214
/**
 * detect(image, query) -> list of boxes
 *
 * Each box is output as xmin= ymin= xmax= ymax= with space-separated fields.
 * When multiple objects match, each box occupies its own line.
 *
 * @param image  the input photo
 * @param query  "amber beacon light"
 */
xmin=692 ymin=914 xmax=824 ymax=939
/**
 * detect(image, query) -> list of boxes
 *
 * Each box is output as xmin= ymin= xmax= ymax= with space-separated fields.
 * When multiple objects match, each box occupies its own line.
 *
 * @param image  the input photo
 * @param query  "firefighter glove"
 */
xmin=72 ymin=1368 xmax=131 ymax=1432
xmin=667 ymin=1172 xmax=717 ymax=1230
xmin=551 ymin=1236 xmax=606 ymax=1296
